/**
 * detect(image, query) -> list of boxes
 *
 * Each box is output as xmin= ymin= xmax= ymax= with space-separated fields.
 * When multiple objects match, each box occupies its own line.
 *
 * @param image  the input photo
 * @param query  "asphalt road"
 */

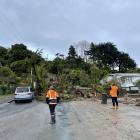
xmin=0 ymin=100 xmax=140 ymax=140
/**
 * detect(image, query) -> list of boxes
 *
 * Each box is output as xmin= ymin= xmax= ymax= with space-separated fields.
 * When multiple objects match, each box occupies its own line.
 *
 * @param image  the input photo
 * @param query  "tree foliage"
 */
xmin=0 ymin=44 xmax=46 ymax=92
xmin=88 ymin=42 xmax=136 ymax=72
xmin=10 ymin=59 xmax=31 ymax=74
xmin=0 ymin=66 xmax=17 ymax=85
xmin=90 ymin=65 xmax=108 ymax=84
xmin=8 ymin=44 xmax=30 ymax=63
xmin=0 ymin=66 xmax=15 ymax=78
xmin=0 ymin=46 xmax=8 ymax=66
xmin=48 ymin=57 xmax=66 ymax=74
xmin=117 ymin=52 xmax=136 ymax=72
xmin=67 ymin=45 xmax=77 ymax=59
xmin=59 ymin=69 xmax=91 ymax=87
xmin=0 ymin=41 xmax=138 ymax=95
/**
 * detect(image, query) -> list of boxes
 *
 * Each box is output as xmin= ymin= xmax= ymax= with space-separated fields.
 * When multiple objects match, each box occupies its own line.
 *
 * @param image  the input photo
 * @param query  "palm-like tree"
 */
xmin=30 ymin=49 xmax=45 ymax=95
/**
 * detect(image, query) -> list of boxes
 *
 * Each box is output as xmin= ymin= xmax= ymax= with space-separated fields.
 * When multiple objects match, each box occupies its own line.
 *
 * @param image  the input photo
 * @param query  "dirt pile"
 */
xmin=120 ymin=97 xmax=140 ymax=106
xmin=135 ymin=99 xmax=140 ymax=106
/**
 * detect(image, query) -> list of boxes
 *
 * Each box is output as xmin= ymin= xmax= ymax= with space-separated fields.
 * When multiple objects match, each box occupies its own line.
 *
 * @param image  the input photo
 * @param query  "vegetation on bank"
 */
xmin=0 ymin=94 xmax=13 ymax=103
xmin=0 ymin=42 xmax=139 ymax=101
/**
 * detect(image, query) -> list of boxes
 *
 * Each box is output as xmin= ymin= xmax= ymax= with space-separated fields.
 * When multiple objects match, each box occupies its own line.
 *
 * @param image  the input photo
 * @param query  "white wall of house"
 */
xmin=102 ymin=73 xmax=140 ymax=91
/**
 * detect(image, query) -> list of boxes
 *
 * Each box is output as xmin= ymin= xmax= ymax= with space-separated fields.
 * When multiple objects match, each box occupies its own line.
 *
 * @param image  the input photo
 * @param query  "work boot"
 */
xmin=111 ymin=106 xmax=115 ymax=109
xmin=116 ymin=106 xmax=118 ymax=110
xmin=51 ymin=114 xmax=56 ymax=123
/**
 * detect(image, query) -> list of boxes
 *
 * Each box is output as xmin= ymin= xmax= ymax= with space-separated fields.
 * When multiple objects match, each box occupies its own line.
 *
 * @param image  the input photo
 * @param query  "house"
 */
xmin=101 ymin=73 xmax=140 ymax=93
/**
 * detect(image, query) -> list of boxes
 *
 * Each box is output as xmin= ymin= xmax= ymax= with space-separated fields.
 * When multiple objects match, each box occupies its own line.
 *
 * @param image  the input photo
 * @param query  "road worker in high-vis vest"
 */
xmin=46 ymin=86 xmax=60 ymax=123
xmin=109 ymin=83 xmax=119 ymax=109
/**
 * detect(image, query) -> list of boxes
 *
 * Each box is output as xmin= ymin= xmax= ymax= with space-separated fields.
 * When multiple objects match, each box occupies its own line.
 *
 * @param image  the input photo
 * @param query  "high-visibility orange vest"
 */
xmin=46 ymin=90 xmax=59 ymax=99
xmin=110 ymin=85 xmax=118 ymax=97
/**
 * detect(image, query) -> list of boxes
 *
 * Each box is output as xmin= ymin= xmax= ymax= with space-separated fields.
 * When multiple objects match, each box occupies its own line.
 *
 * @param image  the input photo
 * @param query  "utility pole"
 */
xmin=31 ymin=68 xmax=33 ymax=87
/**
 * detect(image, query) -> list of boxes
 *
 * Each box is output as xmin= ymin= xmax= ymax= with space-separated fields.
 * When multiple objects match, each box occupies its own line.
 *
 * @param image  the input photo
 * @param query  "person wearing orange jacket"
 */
xmin=109 ymin=83 xmax=119 ymax=109
xmin=46 ymin=86 xmax=60 ymax=123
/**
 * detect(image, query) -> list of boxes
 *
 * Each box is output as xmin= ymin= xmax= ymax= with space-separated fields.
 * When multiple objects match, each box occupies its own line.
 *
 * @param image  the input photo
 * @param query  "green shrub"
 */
xmin=96 ymin=85 xmax=103 ymax=93
xmin=135 ymin=80 xmax=140 ymax=87
xmin=36 ymin=96 xmax=46 ymax=102
xmin=103 ymin=82 xmax=112 ymax=94
xmin=61 ymin=93 xmax=74 ymax=101
xmin=0 ymin=85 xmax=9 ymax=94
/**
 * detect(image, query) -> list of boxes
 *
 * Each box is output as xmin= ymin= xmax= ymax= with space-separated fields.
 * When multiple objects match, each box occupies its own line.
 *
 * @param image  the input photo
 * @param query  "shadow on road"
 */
xmin=14 ymin=100 xmax=33 ymax=104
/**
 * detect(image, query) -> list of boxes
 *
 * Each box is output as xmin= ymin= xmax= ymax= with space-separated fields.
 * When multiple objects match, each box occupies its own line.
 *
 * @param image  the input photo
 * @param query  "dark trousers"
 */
xmin=112 ymin=97 xmax=118 ymax=106
xmin=49 ymin=104 xmax=56 ymax=115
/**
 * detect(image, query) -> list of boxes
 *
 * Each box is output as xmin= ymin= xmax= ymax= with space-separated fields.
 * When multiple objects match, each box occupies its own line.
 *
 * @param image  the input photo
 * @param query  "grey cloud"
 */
xmin=0 ymin=0 xmax=140 ymax=65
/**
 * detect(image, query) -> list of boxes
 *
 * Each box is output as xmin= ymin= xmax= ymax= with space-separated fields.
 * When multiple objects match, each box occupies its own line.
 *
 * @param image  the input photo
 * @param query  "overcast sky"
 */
xmin=0 ymin=0 xmax=140 ymax=66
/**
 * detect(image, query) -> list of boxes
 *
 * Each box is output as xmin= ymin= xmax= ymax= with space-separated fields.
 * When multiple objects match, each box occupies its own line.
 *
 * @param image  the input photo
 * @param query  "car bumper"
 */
xmin=14 ymin=97 xmax=33 ymax=101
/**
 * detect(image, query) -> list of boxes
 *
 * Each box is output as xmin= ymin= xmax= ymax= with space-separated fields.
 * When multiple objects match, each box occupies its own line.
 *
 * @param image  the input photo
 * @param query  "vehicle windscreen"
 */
xmin=16 ymin=87 xmax=29 ymax=93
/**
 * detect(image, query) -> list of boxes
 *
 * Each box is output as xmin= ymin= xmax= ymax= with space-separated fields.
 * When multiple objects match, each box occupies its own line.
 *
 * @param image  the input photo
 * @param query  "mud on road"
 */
xmin=57 ymin=100 xmax=140 ymax=140
xmin=0 ymin=100 xmax=140 ymax=140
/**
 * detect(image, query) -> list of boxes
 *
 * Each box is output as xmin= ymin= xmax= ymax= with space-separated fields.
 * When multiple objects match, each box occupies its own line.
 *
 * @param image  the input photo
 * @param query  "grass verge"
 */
xmin=0 ymin=94 xmax=13 ymax=103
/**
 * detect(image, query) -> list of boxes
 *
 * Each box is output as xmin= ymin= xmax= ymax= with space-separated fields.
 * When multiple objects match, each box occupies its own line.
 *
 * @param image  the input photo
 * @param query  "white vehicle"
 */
xmin=14 ymin=86 xmax=34 ymax=103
